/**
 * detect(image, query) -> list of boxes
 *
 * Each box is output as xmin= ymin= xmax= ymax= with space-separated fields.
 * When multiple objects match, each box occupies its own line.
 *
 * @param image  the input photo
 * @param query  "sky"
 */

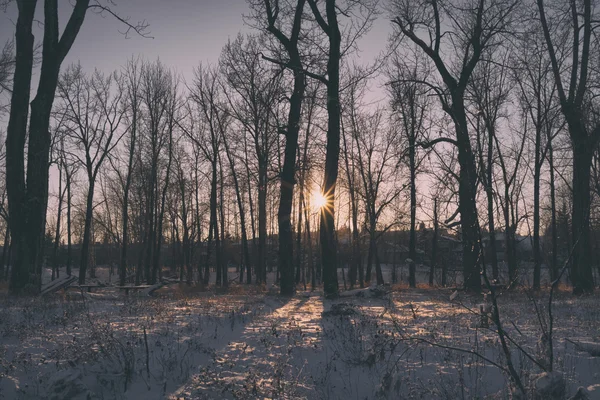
xmin=0 ymin=0 xmax=394 ymax=217
xmin=0 ymin=0 xmax=391 ymax=88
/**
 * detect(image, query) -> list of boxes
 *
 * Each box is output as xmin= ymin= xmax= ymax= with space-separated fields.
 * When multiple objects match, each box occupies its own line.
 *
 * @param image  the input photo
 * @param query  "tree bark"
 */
xmin=571 ymin=142 xmax=594 ymax=294
xmin=430 ymin=198 xmax=438 ymax=286
xmin=260 ymin=0 xmax=308 ymax=296
xmin=533 ymin=119 xmax=542 ymax=289
xmin=548 ymin=140 xmax=558 ymax=281
xmin=454 ymin=103 xmax=482 ymax=292
xmin=79 ymin=179 xmax=96 ymax=284
xmin=52 ymin=166 xmax=64 ymax=280
xmin=408 ymin=131 xmax=417 ymax=288
xmin=317 ymin=0 xmax=342 ymax=297
xmin=6 ymin=1 xmax=37 ymax=294
xmin=7 ymin=0 xmax=90 ymax=294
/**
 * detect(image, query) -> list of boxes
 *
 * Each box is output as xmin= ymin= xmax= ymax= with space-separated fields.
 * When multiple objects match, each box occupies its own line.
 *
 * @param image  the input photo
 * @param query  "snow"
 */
xmin=0 ymin=266 xmax=599 ymax=399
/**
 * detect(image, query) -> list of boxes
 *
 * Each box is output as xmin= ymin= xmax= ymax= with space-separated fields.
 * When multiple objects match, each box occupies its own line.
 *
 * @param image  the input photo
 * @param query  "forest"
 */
xmin=0 ymin=0 xmax=599 ymax=399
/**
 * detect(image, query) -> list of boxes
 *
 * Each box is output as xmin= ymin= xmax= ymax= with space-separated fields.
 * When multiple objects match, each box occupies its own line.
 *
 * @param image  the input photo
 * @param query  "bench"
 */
xmin=115 ymin=285 xmax=152 ymax=295
xmin=72 ymin=284 xmax=106 ymax=293
xmin=41 ymin=275 xmax=78 ymax=296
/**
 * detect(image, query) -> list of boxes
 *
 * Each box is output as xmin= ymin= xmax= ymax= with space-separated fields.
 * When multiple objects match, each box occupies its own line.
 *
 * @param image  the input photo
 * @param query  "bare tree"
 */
xmin=512 ymin=27 xmax=562 ymax=289
xmin=390 ymin=0 xmax=519 ymax=292
xmin=248 ymin=0 xmax=308 ymax=295
xmin=0 ymin=40 xmax=14 ymax=114
xmin=188 ymin=65 xmax=226 ymax=286
xmin=117 ymin=57 xmax=142 ymax=286
xmin=220 ymin=34 xmax=282 ymax=284
xmin=56 ymin=64 xmax=126 ymax=284
xmin=537 ymin=0 xmax=599 ymax=294
xmin=389 ymin=59 xmax=430 ymax=288
xmin=494 ymin=116 xmax=527 ymax=285
xmin=468 ymin=50 xmax=511 ymax=283
xmin=5 ymin=0 xmax=148 ymax=294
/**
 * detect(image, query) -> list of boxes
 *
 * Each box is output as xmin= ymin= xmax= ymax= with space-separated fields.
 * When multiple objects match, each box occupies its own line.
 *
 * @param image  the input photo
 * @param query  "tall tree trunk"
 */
xmin=341 ymin=108 xmax=361 ymax=288
xmin=503 ymin=195 xmax=517 ymax=285
xmin=66 ymin=171 xmax=72 ymax=277
xmin=6 ymin=2 xmax=39 ymax=294
xmin=179 ymin=172 xmax=191 ymax=284
xmin=5 ymin=235 xmax=12 ymax=281
xmin=209 ymin=161 xmax=220 ymax=285
xmin=430 ymin=197 xmax=438 ymax=286
xmin=486 ymin=125 xmax=499 ymax=281
xmin=79 ymin=178 xmax=96 ymax=284
xmin=365 ymin=227 xmax=373 ymax=284
xmin=304 ymin=195 xmax=315 ymax=290
xmin=145 ymin=161 xmax=157 ymax=283
xmin=8 ymin=0 xmax=90 ymax=294
xmin=223 ymin=133 xmax=251 ymax=285
xmin=408 ymin=135 xmax=417 ymax=288
xmin=52 ymin=167 xmax=64 ymax=280
xmin=278 ymin=65 xmax=306 ymax=295
xmin=318 ymin=0 xmax=342 ymax=298
xmin=194 ymin=165 xmax=204 ymax=283
xmin=258 ymin=164 xmax=267 ymax=284
xmin=119 ymin=107 xmax=137 ymax=286
xmin=0 ymin=228 xmax=10 ymax=281
xmin=548 ymin=142 xmax=558 ymax=281
xmin=533 ymin=124 xmax=542 ymax=289
xmin=151 ymin=130 xmax=173 ymax=285
xmin=571 ymin=142 xmax=594 ymax=294
xmin=218 ymin=155 xmax=227 ymax=288
xmin=375 ymin=244 xmax=384 ymax=285
xmin=454 ymin=103 xmax=482 ymax=292
xmin=295 ymin=182 xmax=304 ymax=285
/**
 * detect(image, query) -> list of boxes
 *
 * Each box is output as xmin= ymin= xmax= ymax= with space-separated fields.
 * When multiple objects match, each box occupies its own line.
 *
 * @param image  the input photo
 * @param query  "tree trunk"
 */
xmin=341 ymin=110 xmax=361 ymax=288
xmin=374 ymin=237 xmax=384 ymax=285
xmin=151 ymin=133 xmax=173 ymax=285
xmin=503 ymin=194 xmax=518 ymax=285
xmin=243 ymin=134 xmax=256 ymax=284
xmin=218 ymin=155 xmax=227 ymax=288
xmin=66 ymin=171 xmax=72 ymax=277
xmin=548 ymin=143 xmax=558 ymax=281
xmin=79 ymin=178 xmax=96 ymax=284
xmin=319 ymin=0 xmax=342 ymax=298
xmin=295 ymin=181 xmax=304 ymax=285
xmin=52 ymin=167 xmax=64 ymax=280
xmin=6 ymin=2 xmax=40 ymax=294
xmin=258 ymin=164 xmax=267 ymax=284
xmin=0 ymin=228 xmax=10 ymax=281
xmin=571 ymin=141 xmax=594 ymax=294
xmin=8 ymin=1 xmax=90 ymax=294
xmin=408 ymin=136 xmax=417 ymax=288
xmin=119 ymin=109 xmax=137 ymax=286
xmin=533 ymin=124 xmax=542 ymax=289
xmin=209 ymin=161 xmax=221 ymax=285
xmin=144 ymin=161 xmax=157 ymax=283
xmin=430 ymin=198 xmax=438 ymax=286
xmin=223 ymin=132 xmax=251 ymax=286
xmin=486 ymin=124 xmax=499 ymax=281
xmin=453 ymin=102 xmax=481 ymax=292
xmin=365 ymin=230 xmax=373 ymax=284
xmin=278 ymin=46 xmax=307 ymax=294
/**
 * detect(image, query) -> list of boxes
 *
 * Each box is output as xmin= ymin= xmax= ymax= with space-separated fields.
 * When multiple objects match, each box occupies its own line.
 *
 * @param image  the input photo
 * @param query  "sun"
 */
xmin=312 ymin=191 xmax=328 ymax=210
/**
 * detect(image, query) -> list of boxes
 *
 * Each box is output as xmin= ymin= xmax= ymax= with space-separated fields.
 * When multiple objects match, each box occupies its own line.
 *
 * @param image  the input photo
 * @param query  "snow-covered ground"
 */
xmin=0 ymin=267 xmax=599 ymax=399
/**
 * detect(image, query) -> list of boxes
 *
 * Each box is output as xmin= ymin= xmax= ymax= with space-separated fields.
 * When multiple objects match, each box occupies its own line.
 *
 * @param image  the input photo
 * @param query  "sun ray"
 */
xmin=312 ymin=191 xmax=327 ymax=210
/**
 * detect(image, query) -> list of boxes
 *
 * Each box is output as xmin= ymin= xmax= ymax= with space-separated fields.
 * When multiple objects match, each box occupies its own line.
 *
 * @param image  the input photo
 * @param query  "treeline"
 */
xmin=1 ymin=0 xmax=600 ymax=295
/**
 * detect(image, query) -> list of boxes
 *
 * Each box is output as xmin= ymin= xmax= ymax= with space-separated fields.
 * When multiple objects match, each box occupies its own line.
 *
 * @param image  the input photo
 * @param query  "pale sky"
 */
xmin=1 ymin=0 xmax=391 ymax=87
xmin=0 ymin=0 xmax=394 ymax=214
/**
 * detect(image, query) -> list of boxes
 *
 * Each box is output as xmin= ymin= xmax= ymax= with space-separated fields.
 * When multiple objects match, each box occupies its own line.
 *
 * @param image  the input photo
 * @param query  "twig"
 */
xmin=144 ymin=326 xmax=150 ymax=378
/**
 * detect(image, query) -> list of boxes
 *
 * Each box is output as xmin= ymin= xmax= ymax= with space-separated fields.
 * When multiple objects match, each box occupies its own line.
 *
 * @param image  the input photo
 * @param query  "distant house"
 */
xmin=481 ymin=233 xmax=533 ymax=262
xmin=377 ymin=229 xmax=462 ymax=266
